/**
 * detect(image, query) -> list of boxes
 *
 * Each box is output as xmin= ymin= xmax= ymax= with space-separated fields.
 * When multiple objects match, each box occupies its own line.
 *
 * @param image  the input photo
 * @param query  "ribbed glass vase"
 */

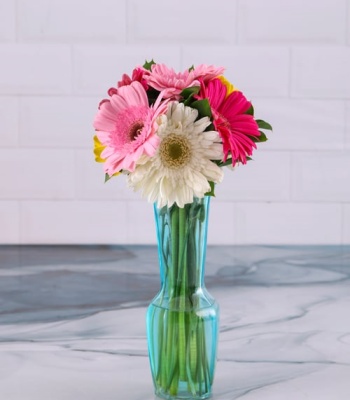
xmin=146 ymin=196 xmax=219 ymax=399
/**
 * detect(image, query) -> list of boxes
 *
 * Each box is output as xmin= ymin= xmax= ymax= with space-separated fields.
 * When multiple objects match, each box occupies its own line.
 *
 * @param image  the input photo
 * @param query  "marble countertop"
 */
xmin=0 ymin=245 xmax=349 ymax=400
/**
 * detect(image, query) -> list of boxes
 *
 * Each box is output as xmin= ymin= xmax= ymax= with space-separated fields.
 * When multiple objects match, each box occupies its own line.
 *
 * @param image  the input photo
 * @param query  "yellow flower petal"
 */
xmin=93 ymin=135 xmax=106 ymax=163
xmin=219 ymin=75 xmax=237 ymax=97
xmin=94 ymin=135 xmax=121 ymax=178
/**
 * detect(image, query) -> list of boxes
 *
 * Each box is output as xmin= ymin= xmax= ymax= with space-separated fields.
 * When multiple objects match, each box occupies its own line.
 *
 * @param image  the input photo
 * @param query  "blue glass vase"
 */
xmin=147 ymin=196 xmax=219 ymax=399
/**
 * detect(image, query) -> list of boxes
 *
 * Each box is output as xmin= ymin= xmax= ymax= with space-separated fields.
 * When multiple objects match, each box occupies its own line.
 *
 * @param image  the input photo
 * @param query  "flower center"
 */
xmin=128 ymin=121 xmax=144 ymax=141
xmin=159 ymin=134 xmax=191 ymax=169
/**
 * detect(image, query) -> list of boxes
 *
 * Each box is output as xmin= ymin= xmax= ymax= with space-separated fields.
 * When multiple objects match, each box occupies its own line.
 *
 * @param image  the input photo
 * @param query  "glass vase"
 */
xmin=147 ymin=196 xmax=219 ymax=399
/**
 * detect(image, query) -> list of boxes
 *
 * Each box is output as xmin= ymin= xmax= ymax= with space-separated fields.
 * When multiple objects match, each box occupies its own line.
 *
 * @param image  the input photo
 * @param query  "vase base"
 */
xmin=155 ymin=388 xmax=212 ymax=400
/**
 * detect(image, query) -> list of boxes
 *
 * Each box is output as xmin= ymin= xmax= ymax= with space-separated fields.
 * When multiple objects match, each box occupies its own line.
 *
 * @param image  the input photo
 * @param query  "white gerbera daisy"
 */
xmin=128 ymin=102 xmax=224 ymax=208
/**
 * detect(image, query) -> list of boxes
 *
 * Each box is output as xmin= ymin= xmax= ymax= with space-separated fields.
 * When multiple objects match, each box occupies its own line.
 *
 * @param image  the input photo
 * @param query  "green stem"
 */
xmin=155 ymin=307 xmax=165 ymax=386
xmin=152 ymin=198 xmax=214 ymax=398
xmin=178 ymin=207 xmax=187 ymax=382
xmin=165 ymin=310 xmax=177 ymax=392
xmin=171 ymin=208 xmax=179 ymax=298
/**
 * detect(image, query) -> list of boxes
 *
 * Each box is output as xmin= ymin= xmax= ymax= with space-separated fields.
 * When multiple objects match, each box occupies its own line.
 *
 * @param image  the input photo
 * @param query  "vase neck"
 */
xmin=154 ymin=197 xmax=210 ymax=301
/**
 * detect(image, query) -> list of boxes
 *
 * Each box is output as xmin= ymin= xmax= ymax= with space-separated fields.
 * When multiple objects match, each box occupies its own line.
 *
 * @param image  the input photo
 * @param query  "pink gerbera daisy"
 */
xmin=93 ymin=81 xmax=166 ymax=175
xmin=145 ymin=64 xmax=199 ymax=99
xmin=192 ymin=64 xmax=225 ymax=82
xmin=202 ymin=78 xmax=260 ymax=165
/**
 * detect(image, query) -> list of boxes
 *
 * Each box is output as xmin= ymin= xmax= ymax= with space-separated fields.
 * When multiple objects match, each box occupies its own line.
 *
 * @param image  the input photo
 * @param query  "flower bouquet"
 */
xmin=93 ymin=61 xmax=271 ymax=399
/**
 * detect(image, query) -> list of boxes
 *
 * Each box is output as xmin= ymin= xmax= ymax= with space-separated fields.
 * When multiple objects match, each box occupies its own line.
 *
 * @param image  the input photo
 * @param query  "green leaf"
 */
xmin=189 ymin=203 xmax=204 ymax=222
xmin=257 ymin=130 xmax=268 ymax=142
xmin=143 ymin=59 xmax=156 ymax=71
xmin=218 ymin=158 xmax=233 ymax=167
xmin=256 ymin=119 xmax=272 ymax=131
xmin=191 ymin=99 xmax=212 ymax=119
xmin=206 ymin=122 xmax=215 ymax=131
xmin=180 ymin=86 xmax=200 ymax=100
xmin=183 ymin=97 xmax=194 ymax=107
xmin=104 ymin=173 xmax=112 ymax=183
xmin=188 ymin=65 xmax=195 ymax=72
xmin=180 ymin=87 xmax=200 ymax=107
xmin=218 ymin=156 xmax=253 ymax=167
xmin=245 ymin=104 xmax=254 ymax=116
xmin=205 ymin=181 xmax=216 ymax=197
xmin=159 ymin=205 xmax=168 ymax=216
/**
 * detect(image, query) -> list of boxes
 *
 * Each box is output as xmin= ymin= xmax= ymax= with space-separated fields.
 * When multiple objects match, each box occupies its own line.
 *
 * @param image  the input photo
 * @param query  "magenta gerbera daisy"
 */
xmin=117 ymin=66 xmax=149 ymax=91
xmin=93 ymin=81 xmax=166 ymax=175
xmin=202 ymin=78 xmax=260 ymax=165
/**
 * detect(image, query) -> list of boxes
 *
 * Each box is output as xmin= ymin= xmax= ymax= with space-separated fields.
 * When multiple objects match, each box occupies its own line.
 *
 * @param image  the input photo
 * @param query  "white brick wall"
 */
xmin=73 ymin=45 xmax=181 ymax=95
xmin=253 ymin=99 xmax=345 ymax=150
xmin=128 ymin=0 xmax=238 ymax=44
xmin=0 ymin=0 xmax=349 ymax=245
xmin=20 ymin=97 xmax=98 ymax=147
xmin=0 ymin=202 xmax=19 ymax=243
xmin=237 ymin=0 xmax=347 ymax=45
xmin=75 ymin=149 xmax=135 ymax=200
xmin=0 ymin=45 xmax=71 ymax=94
xmin=291 ymin=47 xmax=350 ymax=98
xmin=346 ymin=102 xmax=350 ymax=149
xmin=0 ymin=149 xmax=75 ymax=200
xmin=18 ymin=0 xmax=127 ymax=43
xmin=0 ymin=1 xmax=16 ymax=42
xmin=182 ymin=46 xmax=290 ymax=98
xmin=0 ymin=97 xmax=19 ymax=146
xmin=20 ymin=201 xmax=129 ymax=243
xmin=235 ymin=203 xmax=343 ymax=245
xmin=344 ymin=205 xmax=350 ymax=243
xmin=291 ymin=152 xmax=350 ymax=202
xmin=215 ymin=151 xmax=290 ymax=202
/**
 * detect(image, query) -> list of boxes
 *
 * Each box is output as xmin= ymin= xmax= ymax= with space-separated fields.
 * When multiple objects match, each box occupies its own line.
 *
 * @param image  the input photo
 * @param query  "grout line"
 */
xmin=287 ymin=46 xmax=293 ymax=98
xmin=0 ymin=93 xmax=349 ymax=101
xmin=288 ymin=151 xmax=293 ymax=202
xmin=232 ymin=201 xmax=238 ymax=244
xmin=341 ymin=203 xmax=345 ymax=244
xmin=344 ymin=100 xmax=348 ymax=149
xmin=1 ymin=93 xmax=349 ymax=101
xmin=235 ymin=0 xmax=240 ymax=45
xmin=125 ymin=0 xmax=130 ymax=44
xmin=70 ymin=44 xmax=75 ymax=96
xmin=0 ymin=198 xmax=346 ymax=205
xmin=73 ymin=149 xmax=78 ymax=201
xmin=18 ymin=200 xmax=22 ymax=245
xmin=179 ymin=45 xmax=184 ymax=70
xmin=17 ymin=96 xmax=21 ymax=147
xmin=14 ymin=0 xmax=19 ymax=43
xmin=346 ymin=0 xmax=349 ymax=46
xmin=1 ymin=147 xmax=349 ymax=153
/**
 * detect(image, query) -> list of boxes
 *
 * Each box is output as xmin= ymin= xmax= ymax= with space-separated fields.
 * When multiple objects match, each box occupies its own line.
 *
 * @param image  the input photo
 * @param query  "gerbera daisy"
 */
xmin=145 ymin=64 xmax=200 ymax=99
xmin=117 ymin=66 xmax=149 ymax=90
xmin=192 ymin=64 xmax=225 ymax=82
xmin=128 ymin=102 xmax=224 ymax=208
xmin=93 ymin=135 xmax=105 ymax=163
xmin=201 ymin=78 xmax=260 ymax=165
xmin=93 ymin=81 xmax=167 ymax=175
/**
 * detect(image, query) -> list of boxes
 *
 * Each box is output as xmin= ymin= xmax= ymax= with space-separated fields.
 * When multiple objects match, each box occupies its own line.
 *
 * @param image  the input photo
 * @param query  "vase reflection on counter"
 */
xmin=147 ymin=196 xmax=219 ymax=399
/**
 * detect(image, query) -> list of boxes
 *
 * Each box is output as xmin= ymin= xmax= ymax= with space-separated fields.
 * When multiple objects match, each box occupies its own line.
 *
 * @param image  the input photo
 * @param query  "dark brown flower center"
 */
xmin=159 ymin=134 xmax=191 ymax=169
xmin=129 ymin=121 xmax=144 ymax=141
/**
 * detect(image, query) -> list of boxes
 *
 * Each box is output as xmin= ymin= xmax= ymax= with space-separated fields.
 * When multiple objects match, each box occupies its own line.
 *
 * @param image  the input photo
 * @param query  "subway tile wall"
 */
xmin=0 ymin=0 xmax=349 ymax=244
